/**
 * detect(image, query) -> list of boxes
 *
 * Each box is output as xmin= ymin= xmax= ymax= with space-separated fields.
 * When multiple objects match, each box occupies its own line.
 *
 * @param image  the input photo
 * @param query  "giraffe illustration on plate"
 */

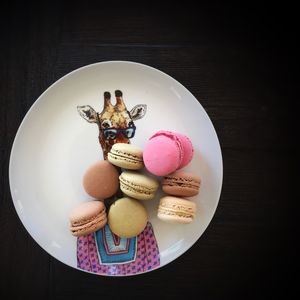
xmin=77 ymin=90 xmax=160 ymax=275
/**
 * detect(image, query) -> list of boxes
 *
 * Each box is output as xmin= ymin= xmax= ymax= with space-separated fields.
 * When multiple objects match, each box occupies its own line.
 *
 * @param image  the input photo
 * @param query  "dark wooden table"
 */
xmin=0 ymin=2 xmax=295 ymax=299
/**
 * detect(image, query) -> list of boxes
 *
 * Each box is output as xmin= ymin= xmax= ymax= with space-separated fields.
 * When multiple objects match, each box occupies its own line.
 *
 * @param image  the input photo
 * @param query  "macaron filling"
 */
xmin=158 ymin=204 xmax=195 ymax=219
xmin=158 ymin=207 xmax=194 ymax=219
xmin=163 ymin=177 xmax=200 ymax=189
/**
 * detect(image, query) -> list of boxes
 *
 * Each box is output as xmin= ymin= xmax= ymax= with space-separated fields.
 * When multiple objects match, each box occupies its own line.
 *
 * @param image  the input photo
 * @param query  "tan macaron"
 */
xmin=108 ymin=197 xmax=148 ymax=238
xmin=119 ymin=171 xmax=159 ymax=200
xmin=83 ymin=160 xmax=119 ymax=199
xmin=157 ymin=196 xmax=196 ymax=224
xmin=108 ymin=143 xmax=144 ymax=170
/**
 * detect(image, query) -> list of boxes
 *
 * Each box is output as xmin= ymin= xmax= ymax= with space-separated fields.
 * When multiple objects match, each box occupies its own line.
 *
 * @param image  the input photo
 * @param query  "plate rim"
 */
xmin=9 ymin=60 xmax=223 ymax=276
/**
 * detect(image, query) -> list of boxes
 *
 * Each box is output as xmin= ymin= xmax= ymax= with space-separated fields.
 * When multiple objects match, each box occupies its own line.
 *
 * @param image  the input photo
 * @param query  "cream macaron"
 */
xmin=108 ymin=143 xmax=144 ymax=170
xmin=157 ymin=196 xmax=196 ymax=224
xmin=119 ymin=170 xmax=159 ymax=200
xmin=108 ymin=197 xmax=148 ymax=238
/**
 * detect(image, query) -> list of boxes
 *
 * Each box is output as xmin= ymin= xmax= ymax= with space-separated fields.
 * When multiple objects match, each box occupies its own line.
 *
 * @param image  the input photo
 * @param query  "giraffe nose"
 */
xmin=114 ymin=130 xmax=129 ymax=144
xmin=115 ymin=135 xmax=129 ymax=144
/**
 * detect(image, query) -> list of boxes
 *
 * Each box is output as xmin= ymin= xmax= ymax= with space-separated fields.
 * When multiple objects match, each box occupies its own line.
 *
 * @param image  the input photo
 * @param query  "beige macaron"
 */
xmin=69 ymin=200 xmax=107 ymax=237
xmin=108 ymin=143 xmax=144 ymax=170
xmin=119 ymin=170 xmax=159 ymax=200
xmin=108 ymin=197 xmax=148 ymax=238
xmin=83 ymin=160 xmax=119 ymax=199
xmin=157 ymin=196 xmax=196 ymax=224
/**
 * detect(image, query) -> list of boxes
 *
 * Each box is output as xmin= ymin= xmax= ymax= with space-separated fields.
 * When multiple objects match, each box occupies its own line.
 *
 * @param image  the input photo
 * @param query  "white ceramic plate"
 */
xmin=9 ymin=61 xmax=222 ymax=276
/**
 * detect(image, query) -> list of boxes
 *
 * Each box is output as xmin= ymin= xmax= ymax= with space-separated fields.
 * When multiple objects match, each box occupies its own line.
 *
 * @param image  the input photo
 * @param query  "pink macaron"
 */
xmin=143 ymin=130 xmax=194 ymax=176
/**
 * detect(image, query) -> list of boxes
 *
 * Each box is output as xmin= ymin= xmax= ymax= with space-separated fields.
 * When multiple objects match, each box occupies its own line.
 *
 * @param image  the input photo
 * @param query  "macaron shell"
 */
xmin=108 ymin=152 xmax=143 ymax=169
xmin=143 ymin=134 xmax=182 ymax=176
xmin=108 ymin=197 xmax=148 ymax=238
xmin=174 ymin=132 xmax=194 ymax=169
xmin=69 ymin=200 xmax=106 ymax=224
xmin=119 ymin=171 xmax=159 ymax=200
xmin=157 ymin=212 xmax=193 ymax=224
xmin=111 ymin=143 xmax=143 ymax=156
xmin=83 ymin=160 xmax=119 ymax=199
xmin=157 ymin=196 xmax=196 ymax=224
xmin=162 ymin=185 xmax=199 ymax=197
xmin=165 ymin=171 xmax=201 ymax=184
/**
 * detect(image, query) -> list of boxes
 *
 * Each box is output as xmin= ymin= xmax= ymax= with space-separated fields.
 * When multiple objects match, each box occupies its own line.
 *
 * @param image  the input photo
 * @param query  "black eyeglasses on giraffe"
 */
xmin=101 ymin=125 xmax=136 ymax=140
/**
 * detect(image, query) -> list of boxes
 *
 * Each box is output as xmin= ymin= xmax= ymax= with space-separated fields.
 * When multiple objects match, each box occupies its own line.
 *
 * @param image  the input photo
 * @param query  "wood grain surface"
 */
xmin=0 ymin=2 xmax=296 ymax=299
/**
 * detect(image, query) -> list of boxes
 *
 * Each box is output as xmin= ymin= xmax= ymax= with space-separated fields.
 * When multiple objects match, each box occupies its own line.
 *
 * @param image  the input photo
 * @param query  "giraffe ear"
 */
xmin=129 ymin=104 xmax=147 ymax=121
xmin=77 ymin=105 xmax=98 ymax=123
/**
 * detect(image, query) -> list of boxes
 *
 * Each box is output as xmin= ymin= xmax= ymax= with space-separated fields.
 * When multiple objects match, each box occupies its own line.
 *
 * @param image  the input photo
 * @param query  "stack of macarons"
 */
xmin=69 ymin=129 xmax=201 ymax=238
xmin=69 ymin=160 xmax=119 ymax=237
xmin=107 ymin=143 xmax=159 ymax=237
xmin=157 ymin=171 xmax=200 ymax=224
xmin=108 ymin=143 xmax=159 ymax=201
xmin=143 ymin=131 xmax=200 ymax=224
xmin=69 ymin=143 xmax=160 ymax=238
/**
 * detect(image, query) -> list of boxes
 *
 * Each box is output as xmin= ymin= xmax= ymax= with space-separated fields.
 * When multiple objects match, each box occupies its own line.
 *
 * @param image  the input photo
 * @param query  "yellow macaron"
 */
xmin=108 ymin=197 xmax=148 ymax=238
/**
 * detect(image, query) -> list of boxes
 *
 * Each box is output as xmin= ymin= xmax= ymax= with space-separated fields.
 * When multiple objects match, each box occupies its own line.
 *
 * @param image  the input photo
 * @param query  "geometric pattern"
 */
xmin=95 ymin=224 xmax=137 ymax=264
xmin=77 ymin=222 xmax=160 ymax=275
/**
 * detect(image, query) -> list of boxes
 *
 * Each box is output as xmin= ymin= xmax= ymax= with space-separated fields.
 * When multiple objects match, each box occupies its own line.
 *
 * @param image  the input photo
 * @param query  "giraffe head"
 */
xmin=77 ymin=90 xmax=147 ymax=159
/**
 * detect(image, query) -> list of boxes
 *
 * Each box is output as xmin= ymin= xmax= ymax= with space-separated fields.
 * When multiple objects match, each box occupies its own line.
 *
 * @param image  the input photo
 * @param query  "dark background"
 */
xmin=0 ymin=1 xmax=296 ymax=299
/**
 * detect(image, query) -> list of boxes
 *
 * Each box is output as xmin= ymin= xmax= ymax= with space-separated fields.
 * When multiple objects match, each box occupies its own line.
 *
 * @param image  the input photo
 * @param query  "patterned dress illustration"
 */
xmin=77 ymin=90 xmax=160 ymax=275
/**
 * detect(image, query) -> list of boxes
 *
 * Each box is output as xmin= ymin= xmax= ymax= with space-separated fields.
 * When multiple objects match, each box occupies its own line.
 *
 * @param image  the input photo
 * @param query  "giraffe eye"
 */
xmin=103 ymin=129 xmax=117 ymax=139
xmin=101 ymin=120 xmax=112 ymax=128
xmin=126 ymin=127 xmax=135 ymax=138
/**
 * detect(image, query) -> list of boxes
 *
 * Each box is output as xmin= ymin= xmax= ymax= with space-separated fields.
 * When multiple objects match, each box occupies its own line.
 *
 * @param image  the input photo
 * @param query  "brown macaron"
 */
xmin=83 ymin=160 xmax=119 ymax=199
xmin=162 ymin=171 xmax=201 ymax=197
